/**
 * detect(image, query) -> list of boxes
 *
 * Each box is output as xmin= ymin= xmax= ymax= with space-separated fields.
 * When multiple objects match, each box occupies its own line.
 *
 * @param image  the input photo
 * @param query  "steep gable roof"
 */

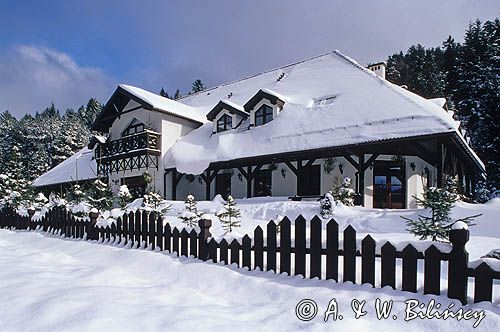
xmin=164 ymin=50 xmax=482 ymax=174
xmin=206 ymin=99 xmax=248 ymax=121
xmin=92 ymin=84 xmax=207 ymax=132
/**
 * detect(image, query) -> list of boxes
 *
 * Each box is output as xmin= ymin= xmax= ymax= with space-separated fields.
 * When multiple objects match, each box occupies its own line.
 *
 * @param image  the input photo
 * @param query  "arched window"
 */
xmin=122 ymin=118 xmax=145 ymax=137
xmin=255 ymin=104 xmax=273 ymax=126
xmin=217 ymin=114 xmax=232 ymax=132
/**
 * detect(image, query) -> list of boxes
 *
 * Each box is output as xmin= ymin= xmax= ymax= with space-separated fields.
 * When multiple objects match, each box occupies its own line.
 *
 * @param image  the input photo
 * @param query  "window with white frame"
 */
xmin=254 ymin=104 xmax=273 ymax=126
xmin=217 ymin=114 xmax=232 ymax=132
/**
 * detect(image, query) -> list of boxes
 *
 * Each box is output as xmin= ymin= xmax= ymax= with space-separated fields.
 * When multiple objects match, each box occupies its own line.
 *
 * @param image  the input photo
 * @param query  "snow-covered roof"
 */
xmin=164 ymin=50 xmax=479 ymax=174
xmin=32 ymin=148 xmax=97 ymax=187
xmin=119 ymin=84 xmax=207 ymax=124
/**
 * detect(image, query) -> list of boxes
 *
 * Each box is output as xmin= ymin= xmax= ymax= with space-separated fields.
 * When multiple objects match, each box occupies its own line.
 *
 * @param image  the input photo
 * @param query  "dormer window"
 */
xmin=217 ymin=114 xmax=233 ymax=132
xmin=255 ymin=104 xmax=273 ymax=126
xmin=122 ymin=118 xmax=145 ymax=137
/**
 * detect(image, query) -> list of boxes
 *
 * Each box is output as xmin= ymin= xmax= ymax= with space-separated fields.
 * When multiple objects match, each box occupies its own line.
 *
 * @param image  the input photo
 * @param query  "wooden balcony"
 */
xmin=96 ymin=130 xmax=161 ymax=175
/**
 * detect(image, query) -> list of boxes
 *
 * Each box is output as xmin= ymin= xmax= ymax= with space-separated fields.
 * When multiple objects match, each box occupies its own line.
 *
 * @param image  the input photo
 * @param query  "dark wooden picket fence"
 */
xmin=0 ymin=206 xmax=498 ymax=304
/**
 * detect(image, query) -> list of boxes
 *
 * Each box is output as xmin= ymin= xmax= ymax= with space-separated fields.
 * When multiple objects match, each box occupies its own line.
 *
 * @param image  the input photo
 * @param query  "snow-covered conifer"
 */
xmin=216 ymin=195 xmax=241 ymax=233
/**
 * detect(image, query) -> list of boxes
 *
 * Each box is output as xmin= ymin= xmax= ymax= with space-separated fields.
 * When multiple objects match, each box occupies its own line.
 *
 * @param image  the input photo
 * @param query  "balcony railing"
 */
xmin=96 ymin=130 xmax=160 ymax=161
xmin=95 ymin=130 xmax=161 ymax=175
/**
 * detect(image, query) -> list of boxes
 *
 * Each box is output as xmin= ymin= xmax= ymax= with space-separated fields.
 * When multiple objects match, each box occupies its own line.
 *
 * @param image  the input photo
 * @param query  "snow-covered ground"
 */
xmin=0 ymin=229 xmax=498 ymax=332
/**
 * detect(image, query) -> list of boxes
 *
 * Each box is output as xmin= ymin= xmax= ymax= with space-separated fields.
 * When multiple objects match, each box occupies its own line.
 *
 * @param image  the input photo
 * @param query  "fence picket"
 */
xmin=474 ymin=262 xmax=493 ymax=303
xmin=242 ymin=235 xmax=251 ymax=269
xmin=172 ymin=227 xmax=180 ymax=255
xmin=310 ymin=216 xmax=322 ymax=279
xmin=424 ymin=245 xmax=441 ymax=295
xmin=180 ymin=229 xmax=189 ymax=257
xmin=141 ymin=211 xmax=148 ymax=248
xmin=164 ymin=223 xmax=171 ymax=252
xmin=279 ymin=217 xmax=291 ymax=275
xmin=230 ymin=239 xmax=240 ymax=267
xmin=381 ymin=242 xmax=396 ymax=289
xmin=326 ymin=219 xmax=339 ymax=281
xmin=402 ymin=244 xmax=418 ymax=292
xmin=208 ymin=238 xmax=218 ymax=263
xmin=295 ymin=215 xmax=306 ymax=277
xmin=189 ymin=229 xmax=198 ymax=257
xmin=267 ymin=221 xmax=277 ymax=272
xmin=122 ymin=214 xmax=129 ymax=246
xmin=148 ymin=212 xmax=156 ymax=249
xmin=156 ymin=217 xmax=163 ymax=251
xmin=254 ymin=226 xmax=263 ymax=271
xmin=361 ymin=235 xmax=375 ymax=286
xmin=343 ymin=225 xmax=356 ymax=283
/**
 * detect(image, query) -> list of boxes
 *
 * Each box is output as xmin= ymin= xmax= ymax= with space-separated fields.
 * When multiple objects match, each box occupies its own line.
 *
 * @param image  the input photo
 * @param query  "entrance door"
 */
xmin=297 ymin=164 xmax=320 ymax=196
xmin=373 ymin=161 xmax=406 ymax=209
xmin=215 ymin=173 xmax=232 ymax=199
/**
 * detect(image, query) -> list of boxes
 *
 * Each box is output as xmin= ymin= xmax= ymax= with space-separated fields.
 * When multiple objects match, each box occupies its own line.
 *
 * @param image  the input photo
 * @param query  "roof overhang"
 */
xmin=91 ymin=85 xmax=204 ymax=132
xmin=206 ymin=100 xmax=249 ymax=121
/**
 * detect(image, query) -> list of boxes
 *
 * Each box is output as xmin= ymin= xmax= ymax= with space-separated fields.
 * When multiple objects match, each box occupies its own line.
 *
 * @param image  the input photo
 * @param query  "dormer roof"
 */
xmin=243 ymin=88 xmax=286 ymax=112
xmin=206 ymin=99 xmax=248 ymax=121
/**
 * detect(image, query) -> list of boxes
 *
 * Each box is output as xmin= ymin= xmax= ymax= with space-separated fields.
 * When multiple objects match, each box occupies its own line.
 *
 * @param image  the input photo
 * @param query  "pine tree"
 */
xmin=87 ymin=179 xmax=114 ymax=211
xmin=143 ymin=191 xmax=171 ymax=217
xmin=173 ymin=89 xmax=182 ymax=100
xmin=179 ymin=194 xmax=201 ymax=227
xmin=216 ymin=195 xmax=241 ymax=233
xmin=78 ymin=98 xmax=102 ymax=129
xmin=402 ymin=178 xmax=481 ymax=241
xmin=67 ymin=183 xmax=86 ymax=205
xmin=191 ymin=79 xmax=205 ymax=93
xmin=159 ymin=87 xmax=170 ymax=98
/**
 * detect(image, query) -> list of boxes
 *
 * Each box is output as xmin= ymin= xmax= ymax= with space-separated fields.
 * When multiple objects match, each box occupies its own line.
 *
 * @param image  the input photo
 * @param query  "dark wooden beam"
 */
xmin=437 ymin=141 xmax=444 ymax=187
xmin=285 ymin=161 xmax=298 ymax=175
xmin=362 ymin=154 xmax=379 ymax=171
xmin=246 ymin=166 xmax=252 ymax=198
xmin=343 ymin=155 xmax=360 ymax=170
xmin=304 ymin=159 xmax=316 ymax=168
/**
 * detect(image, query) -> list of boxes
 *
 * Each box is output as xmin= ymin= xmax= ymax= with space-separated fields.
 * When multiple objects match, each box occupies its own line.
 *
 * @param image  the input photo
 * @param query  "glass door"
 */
xmin=373 ymin=161 xmax=406 ymax=209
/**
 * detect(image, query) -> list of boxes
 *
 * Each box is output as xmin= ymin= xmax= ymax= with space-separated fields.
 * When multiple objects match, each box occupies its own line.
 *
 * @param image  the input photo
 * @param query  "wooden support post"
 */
xmin=448 ymin=228 xmax=470 ymax=305
xmin=437 ymin=141 xmax=444 ymax=188
xmin=246 ymin=166 xmax=252 ymax=198
xmin=358 ymin=154 xmax=365 ymax=207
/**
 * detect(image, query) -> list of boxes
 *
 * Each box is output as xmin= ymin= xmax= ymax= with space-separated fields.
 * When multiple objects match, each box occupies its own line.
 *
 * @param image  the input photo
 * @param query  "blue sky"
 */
xmin=0 ymin=0 xmax=498 ymax=117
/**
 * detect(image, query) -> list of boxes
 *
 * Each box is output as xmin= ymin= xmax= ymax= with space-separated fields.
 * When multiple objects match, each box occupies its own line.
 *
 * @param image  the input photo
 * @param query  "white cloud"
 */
xmin=0 ymin=45 xmax=114 ymax=117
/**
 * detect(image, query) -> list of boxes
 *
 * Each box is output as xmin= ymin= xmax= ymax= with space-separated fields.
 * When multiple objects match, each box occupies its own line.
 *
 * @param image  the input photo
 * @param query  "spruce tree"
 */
xmin=159 ymin=87 xmax=169 ymax=98
xmin=173 ymin=89 xmax=182 ymax=100
xmin=402 ymin=178 xmax=481 ymax=241
xmin=216 ymin=195 xmax=241 ymax=233
xmin=179 ymin=194 xmax=201 ymax=227
xmin=87 ymin=179 xmax=114 ymax=211
xmin=191 ymin=79 xmax=205 ymax=93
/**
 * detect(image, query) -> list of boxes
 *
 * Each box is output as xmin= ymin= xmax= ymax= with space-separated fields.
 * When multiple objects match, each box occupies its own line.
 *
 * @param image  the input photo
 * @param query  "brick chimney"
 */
xmin=367 ymin=62 xmax=386 ymax=79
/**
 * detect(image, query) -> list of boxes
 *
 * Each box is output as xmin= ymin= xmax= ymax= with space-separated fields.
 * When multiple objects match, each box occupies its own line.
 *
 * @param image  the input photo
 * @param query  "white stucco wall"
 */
xmin=106 ymin=102 xmax=200 ymax=197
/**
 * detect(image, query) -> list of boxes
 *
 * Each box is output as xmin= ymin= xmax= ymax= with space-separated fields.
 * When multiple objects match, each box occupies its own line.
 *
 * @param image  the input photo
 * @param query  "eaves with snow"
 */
xmin=32 ymin=148 xmax=97 ymax=187
xmin=163 ymin=50 xmax=482 ymax=175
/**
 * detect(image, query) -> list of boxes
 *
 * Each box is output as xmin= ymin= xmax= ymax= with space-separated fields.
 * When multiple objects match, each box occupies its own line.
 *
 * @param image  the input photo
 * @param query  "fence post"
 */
xmin=87 ymin=210 xmax=99 ymax=241
xmin=27 ymin=208 xmax=36 ymax=230
xmin=448 ymin=227 xmax=470 ymax=304
xmin=198 ymin=218 xmax=212 ymax=261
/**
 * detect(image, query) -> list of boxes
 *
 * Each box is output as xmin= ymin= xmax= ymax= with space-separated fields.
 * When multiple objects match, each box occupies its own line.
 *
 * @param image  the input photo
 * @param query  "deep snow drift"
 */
xmin=0 ymin=229 xmax=498 ymax=332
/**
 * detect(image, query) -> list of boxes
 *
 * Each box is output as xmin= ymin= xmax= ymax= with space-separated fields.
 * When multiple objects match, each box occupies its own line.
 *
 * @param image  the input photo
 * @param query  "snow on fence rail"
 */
xmin=0 ymin=206 xmax=498 ymax=304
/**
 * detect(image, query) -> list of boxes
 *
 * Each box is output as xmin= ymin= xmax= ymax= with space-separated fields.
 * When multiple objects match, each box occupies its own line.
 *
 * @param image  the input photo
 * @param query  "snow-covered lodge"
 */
xmin=33 ymin=51 xmax=485 ymax=209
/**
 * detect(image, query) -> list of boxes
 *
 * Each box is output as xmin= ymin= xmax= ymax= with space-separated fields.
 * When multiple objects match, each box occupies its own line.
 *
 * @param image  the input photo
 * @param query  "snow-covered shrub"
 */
xmin=330 ymin=177 xmax=355 ymax=206
xmin=66 ymin=183 xmax=86 ymax=205
xmin=401 ymin=177 xmax=481 ymax=241
xmin=118 ymin=185 xmax=133 ymax=208
xmin=143 ymin=191 xmax=171 ymax=217
xmin=482 ymin=249 xmax=500 ymax=260
xmin=86 ymin=179 xmax=113 ymax=211
xmin=179 ymin=194 xmax=202 ymax=227
xmin=320 ymin=192 xmax=335 ymax=218
xmin=216 ymin=195 xmax=241 ymax=233
xmin=48 ymin=192 xmax=67 ymax=207
xmin=474 ymin=180 xmax=491 ymax=203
